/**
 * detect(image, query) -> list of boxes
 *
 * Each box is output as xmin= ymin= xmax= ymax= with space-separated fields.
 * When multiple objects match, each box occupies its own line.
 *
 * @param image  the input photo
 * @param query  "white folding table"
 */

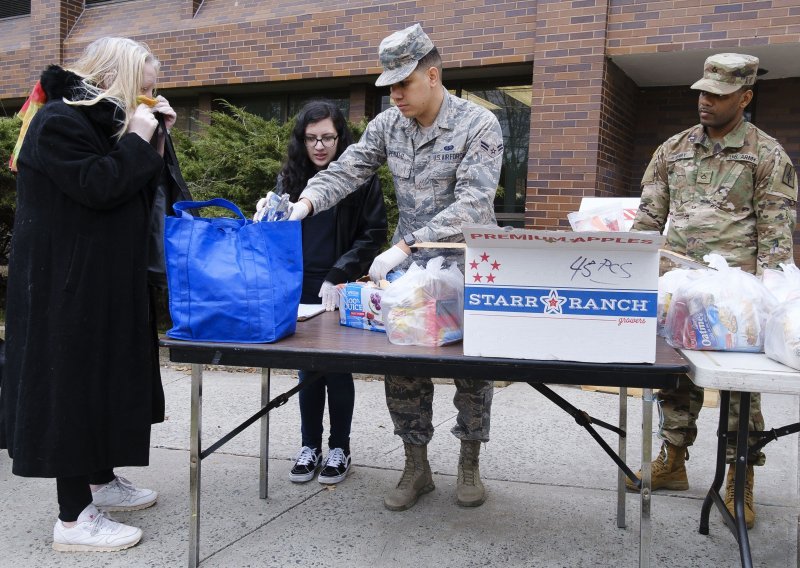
xmin=681 ymin=349 xmax=800 ymax=568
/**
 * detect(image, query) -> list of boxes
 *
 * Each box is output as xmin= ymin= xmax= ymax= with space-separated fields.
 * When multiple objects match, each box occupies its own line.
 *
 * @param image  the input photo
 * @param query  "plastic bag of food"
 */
xmin=664 ymin=254 xmax=777 ymax=352
xmin=567 ymin=204 xmax=627 ymax=232
xmin=381 ymin=256 xmax=464 ymax=346
xmin=763 ymin=263 xmax=800 ymax=369
xmin=657 ymin=268 xmax=702 ymax=337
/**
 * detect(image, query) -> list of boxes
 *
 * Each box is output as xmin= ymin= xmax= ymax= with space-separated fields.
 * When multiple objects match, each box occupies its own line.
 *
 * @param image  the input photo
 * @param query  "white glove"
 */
xmin=253 ymin=194 xmax=271 ymax=222
xmin=368 ymin=245 xmax=408 ymax=282
xmin=287 ymin=200 xmax=310 ymax=221
xmin=318 ymin=281 xmax=339 ymax=311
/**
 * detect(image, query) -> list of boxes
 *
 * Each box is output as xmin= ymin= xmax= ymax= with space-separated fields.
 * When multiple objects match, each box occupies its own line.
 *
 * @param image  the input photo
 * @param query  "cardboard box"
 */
xmin=462 ymin=224 xmax=665 ymax=363
xmin=338 ymin=282 xmax=386 ymax=333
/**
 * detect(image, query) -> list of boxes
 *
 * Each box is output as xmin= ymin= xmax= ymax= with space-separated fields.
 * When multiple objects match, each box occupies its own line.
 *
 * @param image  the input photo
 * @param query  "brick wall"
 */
xmin=69 ymin=0 xmax=536 ymax=89
xmin=527 ymin=0 xmax=610 ymax=229
xmin=608 ymin=0 xmax=800 ymax=54
xmin=597 ymin=60 xmax=638 ymax=199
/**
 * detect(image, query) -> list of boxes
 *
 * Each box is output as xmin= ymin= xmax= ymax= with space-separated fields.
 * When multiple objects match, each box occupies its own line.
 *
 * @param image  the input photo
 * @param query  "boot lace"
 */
xmin=725 ymin=472 xmax=754 ymax=507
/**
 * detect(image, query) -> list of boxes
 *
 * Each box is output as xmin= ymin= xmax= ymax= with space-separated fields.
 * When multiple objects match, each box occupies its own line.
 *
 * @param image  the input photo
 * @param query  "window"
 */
xmin=0 ymin=0 xmax=30 ymax=18
xmin=379 ymin=80 xmax=532 ymax=227
xmin=218 ymin=93 xmax=349 ymax=123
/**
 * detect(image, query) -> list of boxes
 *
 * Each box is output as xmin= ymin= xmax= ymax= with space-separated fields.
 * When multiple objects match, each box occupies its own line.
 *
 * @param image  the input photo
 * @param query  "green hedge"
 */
xmin=173 ymin=102 xmax=398 ymax=239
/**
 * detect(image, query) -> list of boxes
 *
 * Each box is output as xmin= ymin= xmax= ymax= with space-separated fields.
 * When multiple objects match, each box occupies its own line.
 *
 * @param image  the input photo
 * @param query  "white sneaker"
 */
xmin=92 ymin=476 xmax=157 ymax=512
xmin=53 ymin=503 xmax=142 ymax=552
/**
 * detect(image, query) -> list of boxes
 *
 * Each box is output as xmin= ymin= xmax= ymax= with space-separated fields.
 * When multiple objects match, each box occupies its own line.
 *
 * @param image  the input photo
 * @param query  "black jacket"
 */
xmin=0 ymin=65 xmax=165 ymax=477
xmin=277 ymin=174 xmax=388 ymax=284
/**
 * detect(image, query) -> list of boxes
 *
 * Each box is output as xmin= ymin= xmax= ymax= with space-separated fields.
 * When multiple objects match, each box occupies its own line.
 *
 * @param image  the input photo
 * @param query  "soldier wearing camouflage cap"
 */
xmin=279 ymin=23 xmax=503 ymax=511
xmin=628 ymin=53 xmax=798 ymax=531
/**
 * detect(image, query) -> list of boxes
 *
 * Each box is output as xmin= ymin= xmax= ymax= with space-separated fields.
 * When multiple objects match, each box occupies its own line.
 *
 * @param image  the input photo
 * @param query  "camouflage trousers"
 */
xmin=384 ymin=375 xmax=493 ymax=446
xmin=657 ymin=375 xmax=766 ymax=466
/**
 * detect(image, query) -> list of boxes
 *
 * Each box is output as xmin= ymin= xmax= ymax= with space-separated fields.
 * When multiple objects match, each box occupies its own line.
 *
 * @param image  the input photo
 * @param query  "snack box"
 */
xmin=338 ymin=282 xmax=386 ymax=333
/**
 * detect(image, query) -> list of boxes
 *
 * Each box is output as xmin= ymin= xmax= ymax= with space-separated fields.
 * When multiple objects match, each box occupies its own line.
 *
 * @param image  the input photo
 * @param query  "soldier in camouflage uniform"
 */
xmin=287 ymin=24 xmax=503 ymax=511
xmin=627 ymin=53 xmax=798 ymax=530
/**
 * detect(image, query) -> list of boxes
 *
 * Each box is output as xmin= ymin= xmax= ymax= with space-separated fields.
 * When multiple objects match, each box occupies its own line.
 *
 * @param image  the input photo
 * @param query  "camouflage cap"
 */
xmin=690 ymin=53 xmax=759 ymax=95
xmin=375 ymin=24 xmax=435 ymax=87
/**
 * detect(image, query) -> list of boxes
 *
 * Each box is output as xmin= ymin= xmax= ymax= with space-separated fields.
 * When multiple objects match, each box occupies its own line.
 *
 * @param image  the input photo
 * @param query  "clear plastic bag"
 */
xmin=763 ymin=263 xmax=800 ymax=369
xmin=657 ymin=268 xmax=702 ymax=337
xmin=381 ymin=256 xmax=464 ymax=346
xmin=567 ymin=204 xmax=627 ymax=232
xmin=664 ymin=254 xmax=777 ymax=352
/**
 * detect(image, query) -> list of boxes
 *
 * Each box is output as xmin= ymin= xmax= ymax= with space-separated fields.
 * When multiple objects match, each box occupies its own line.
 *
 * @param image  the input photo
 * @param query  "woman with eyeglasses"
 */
xmin=277 ymin=100 xmax=387 ymax=484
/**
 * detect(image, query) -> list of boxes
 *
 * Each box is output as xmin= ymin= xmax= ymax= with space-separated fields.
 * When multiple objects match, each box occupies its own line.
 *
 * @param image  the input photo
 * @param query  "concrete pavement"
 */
xmin=1 ymin=364 xmax=798 ymax=567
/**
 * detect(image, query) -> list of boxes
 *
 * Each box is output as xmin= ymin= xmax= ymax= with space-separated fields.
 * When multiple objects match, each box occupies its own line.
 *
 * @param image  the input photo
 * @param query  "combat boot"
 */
xmin=625 ymin=440 xmax=689 ymax=491
xmin=725 ymin=464 xmax=755 ymax=529
xmin=456 ymin=440 xmax=486 ymax=507
xmin=384 ymin=443 xmax=434 ymax=511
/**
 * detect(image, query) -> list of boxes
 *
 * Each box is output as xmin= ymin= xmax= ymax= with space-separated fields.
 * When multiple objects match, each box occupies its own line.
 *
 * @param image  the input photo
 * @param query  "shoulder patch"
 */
xmin=480 ymin=139 xmax=504 ymax=157
xmin=783 ymin=163 xmax=797 ymax=188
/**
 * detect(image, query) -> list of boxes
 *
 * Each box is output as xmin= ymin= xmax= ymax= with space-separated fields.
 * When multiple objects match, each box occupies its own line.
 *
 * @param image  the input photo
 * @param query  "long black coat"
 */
xmin=0 ymin=66 xmax=165 ymax=478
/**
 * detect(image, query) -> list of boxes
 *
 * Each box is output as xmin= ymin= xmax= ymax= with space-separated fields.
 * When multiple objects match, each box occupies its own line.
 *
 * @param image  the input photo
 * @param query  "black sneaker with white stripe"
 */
xmin=317 ymin=448 xmax=351 ymax=484
xmin=289 ymin=446 xmax=322 ymax=483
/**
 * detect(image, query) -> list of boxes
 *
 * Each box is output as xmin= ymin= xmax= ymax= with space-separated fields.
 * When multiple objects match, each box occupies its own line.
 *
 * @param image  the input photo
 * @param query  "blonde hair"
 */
xmin=66 ymin=37 xmax=160 ymax=139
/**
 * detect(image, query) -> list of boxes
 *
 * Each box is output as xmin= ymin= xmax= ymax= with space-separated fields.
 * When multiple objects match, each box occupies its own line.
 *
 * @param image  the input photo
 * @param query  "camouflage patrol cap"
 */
xmin=375 ymin=24 xmax=435 ymax=87
xmin=690 ymin=53 xmax=759 ymax=95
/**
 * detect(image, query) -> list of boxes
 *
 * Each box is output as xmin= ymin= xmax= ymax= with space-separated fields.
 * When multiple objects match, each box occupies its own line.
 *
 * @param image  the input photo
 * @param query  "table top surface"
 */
xmin=161 ymin=312 xmax=688 ymax=389
xmin=680 ymin=349 xmax=800 ymax=395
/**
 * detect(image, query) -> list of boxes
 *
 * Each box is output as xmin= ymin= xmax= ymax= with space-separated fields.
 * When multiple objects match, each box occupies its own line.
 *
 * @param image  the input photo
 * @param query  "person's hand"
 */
xmin=318 ymin=281 xmax=339 ymax=311
xmin=128 ymin=104 xmax=159 ymax=142
xmin=369 ymin=245 xmax=408 ymax=282
xmin=152 ymin=95 xmax=177 ymax=131
xmin=287 ymin=199 xmax=311 ymax=221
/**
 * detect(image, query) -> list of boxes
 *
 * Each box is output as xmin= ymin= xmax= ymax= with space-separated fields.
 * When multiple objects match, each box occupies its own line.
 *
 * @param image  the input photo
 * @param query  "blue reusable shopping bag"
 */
xmin=164 ymin=198 xmax=302 ymax=343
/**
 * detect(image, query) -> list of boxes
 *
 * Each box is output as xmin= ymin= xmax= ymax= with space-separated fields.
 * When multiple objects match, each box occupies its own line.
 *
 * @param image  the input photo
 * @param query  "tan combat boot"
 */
xmin=384 ymin=443 xmax=435 ymax=511
xmin=725 ymin=464 xmax=755 ymax=529
xmin=625 ymin=440 xmax=689 ymax=491
xmin=456 ymin=440 xmax=486 ymax=507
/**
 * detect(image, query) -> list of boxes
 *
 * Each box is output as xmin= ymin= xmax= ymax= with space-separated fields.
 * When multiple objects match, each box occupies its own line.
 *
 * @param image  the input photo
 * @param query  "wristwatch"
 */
xmin=403 ymin=233 xmax=417 ymax=248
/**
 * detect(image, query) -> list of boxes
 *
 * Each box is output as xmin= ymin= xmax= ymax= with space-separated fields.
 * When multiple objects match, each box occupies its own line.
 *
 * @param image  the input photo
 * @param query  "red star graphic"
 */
xmin=473 ymin=273 xmax=483 ymax=282
xmin=469 ymin=260 xmax=479 ymax=270
xmin=548 ymin=297 xmax=560 ymax=308
xmin=486 ymin=274 xmax=496 ymax=283
xmin=480 ymin=252 xmax=490 ymax=262
xmin=491 ymin=260 xmax=501 ymax=270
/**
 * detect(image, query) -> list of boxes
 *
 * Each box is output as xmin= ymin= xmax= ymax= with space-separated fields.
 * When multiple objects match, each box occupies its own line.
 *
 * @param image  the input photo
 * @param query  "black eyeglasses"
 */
xmin=304 ymin=135 xmax=338 ymax=148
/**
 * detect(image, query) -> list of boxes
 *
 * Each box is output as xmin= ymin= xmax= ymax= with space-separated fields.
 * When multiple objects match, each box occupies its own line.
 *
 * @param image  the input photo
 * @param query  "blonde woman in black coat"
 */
xmin=1 ymin=37 xmax=173 ymax=552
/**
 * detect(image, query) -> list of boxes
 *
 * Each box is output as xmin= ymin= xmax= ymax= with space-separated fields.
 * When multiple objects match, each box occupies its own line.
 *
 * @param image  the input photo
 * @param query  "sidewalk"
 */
xmin=1 ymin=364 xmax=798 ymax=567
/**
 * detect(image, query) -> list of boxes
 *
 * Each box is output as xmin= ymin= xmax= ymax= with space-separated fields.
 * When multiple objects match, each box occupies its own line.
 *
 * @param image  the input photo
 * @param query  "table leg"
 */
xmin=639 ymin=387 xmax=653 ymax=568
xmin=734 ymin=392 xmax=753 ymax=568
xmin=700 ymin=389 xmax=730 ymax=535
xmin=189 ymin=363 xmax=203 ymax=568
xmin=617 ymin=386 xmax=628 ymax=529
xmin=259 ymin=368 xmax=271 ymax=499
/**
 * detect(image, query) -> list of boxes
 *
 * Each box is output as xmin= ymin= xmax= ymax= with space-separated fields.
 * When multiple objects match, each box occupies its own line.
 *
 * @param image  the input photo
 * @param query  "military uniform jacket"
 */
xmin=300 ymin=88 xmax=503 ymax=265
xmin=633 ymin=119 xmax=797 ymax=274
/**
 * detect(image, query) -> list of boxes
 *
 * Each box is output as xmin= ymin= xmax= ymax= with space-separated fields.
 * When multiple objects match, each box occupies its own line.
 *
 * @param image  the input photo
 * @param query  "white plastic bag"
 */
xmin=381 ymin=256 xmax=464 ymax=346
xmin=763 ymin=263 xmax=800 ymax=369
xmin=567 ymin=204 xmax=627 ymax=232
xmin=657 ymin=268 xmax=702 ymax=337
xmin=664 ymin=254 xmax=777 ymax=352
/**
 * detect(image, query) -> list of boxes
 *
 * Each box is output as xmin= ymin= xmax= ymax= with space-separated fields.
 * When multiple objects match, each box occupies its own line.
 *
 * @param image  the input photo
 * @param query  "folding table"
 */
xmin=681 ymin=349 xmax=800 ymax=568
xmin=161 ymin=312 xmax=688 ymax=567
